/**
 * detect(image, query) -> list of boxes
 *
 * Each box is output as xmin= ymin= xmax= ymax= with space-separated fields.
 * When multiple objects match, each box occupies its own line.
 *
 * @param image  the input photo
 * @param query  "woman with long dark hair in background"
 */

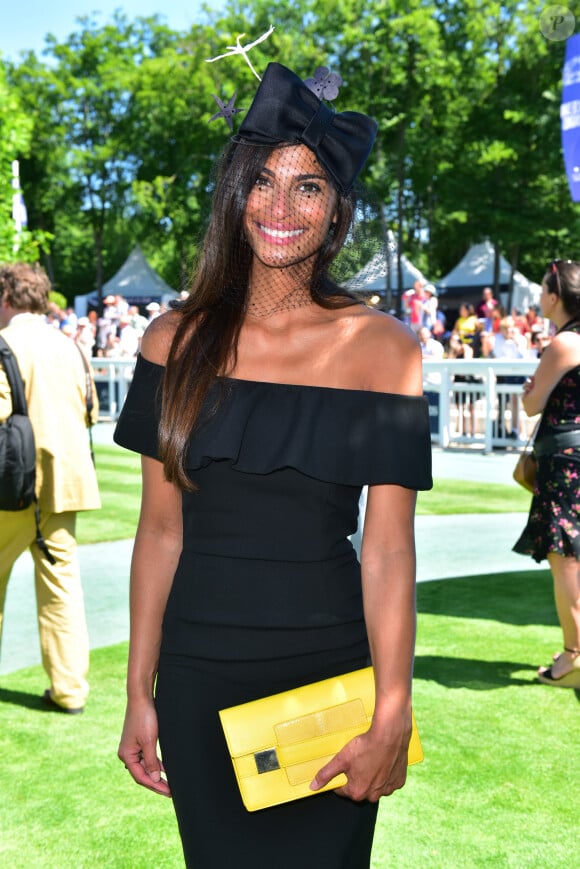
xmin=514 ymin=259 xmax=580 ymax=688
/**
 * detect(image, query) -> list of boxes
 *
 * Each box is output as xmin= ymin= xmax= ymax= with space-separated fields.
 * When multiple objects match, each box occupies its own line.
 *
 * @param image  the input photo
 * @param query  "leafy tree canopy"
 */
xmin=3 ymin=1 xmax=578 ymax=305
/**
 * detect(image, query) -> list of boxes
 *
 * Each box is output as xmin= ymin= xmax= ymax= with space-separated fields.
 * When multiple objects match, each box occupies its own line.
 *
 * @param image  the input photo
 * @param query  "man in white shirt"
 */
xmin=418 ymin=326 xmax=444 ymax=359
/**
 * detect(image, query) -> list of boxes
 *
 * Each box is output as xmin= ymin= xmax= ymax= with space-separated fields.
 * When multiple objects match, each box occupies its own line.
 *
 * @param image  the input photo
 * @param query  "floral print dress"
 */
xmin=513 ymin=322 xmax=580 ymax=563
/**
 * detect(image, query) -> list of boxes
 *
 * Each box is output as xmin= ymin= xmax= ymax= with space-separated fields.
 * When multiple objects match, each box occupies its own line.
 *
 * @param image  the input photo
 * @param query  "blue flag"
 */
xmin=562 ymin=34 xmax=580 ymax=201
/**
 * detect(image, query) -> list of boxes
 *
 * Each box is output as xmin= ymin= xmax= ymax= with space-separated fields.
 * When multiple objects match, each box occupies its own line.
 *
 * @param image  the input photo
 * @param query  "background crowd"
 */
xmin=45 ymin=294 xmax=169 ymax=360
xmin=45 ymin=284 xmax=552 ymax=368
xmin=406 ymin=281 xmax=553 ymax=363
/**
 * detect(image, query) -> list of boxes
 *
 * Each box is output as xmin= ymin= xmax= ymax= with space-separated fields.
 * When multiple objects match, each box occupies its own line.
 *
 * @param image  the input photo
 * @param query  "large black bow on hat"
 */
xmin=236 ymin=63 xmax=378 ymax=194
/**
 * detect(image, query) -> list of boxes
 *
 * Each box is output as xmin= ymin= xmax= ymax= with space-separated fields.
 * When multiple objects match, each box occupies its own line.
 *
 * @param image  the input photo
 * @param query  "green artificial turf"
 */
xmin=1 ymin=571 xmax=578 ymax=868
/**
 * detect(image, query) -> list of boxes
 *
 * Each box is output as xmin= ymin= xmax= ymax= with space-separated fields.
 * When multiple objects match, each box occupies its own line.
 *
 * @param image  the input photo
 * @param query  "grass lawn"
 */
xmin=77 ymin=446 xmax=141 ymax=544
xmin=376 ymin=571 xmax=580 ymax=868
xmin=0 ymin=571 xmax=578 ymax=868
xmin=3 ymin=441 xmax=576 ymax=867
xmin=417 ymin=477 xmax=533 ymax=515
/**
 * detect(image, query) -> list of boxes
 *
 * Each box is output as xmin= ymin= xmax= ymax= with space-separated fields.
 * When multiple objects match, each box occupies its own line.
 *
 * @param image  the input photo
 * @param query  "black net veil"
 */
xmin=329 ymin=185 xmax=392 ymax=300
xmin=176 ymin=60 xmax=385 ymax=322
xmin=159 ymin=53 xmax=389 ymax=489
xmin=204 ymin=140 xmax=386 ymax=318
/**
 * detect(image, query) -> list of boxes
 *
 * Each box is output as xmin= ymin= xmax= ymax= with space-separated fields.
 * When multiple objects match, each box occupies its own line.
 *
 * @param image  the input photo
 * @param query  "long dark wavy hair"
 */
xmin=159 ymin=140 xmax=360 ymax=491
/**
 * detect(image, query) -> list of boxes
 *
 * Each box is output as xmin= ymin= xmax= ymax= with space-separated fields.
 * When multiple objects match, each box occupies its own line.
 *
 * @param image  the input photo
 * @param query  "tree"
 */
xmin=429 ymin=0 xmax=578 ymax=289
xmin=126 ymin=21 xmax=229 ymax=289
xmin=10 ymin=14 xmax=180 ymax=301
xmin=0 ymin=58 xmax=50 ymax=263
xmin=6 ymin=0 xmax=579 ymax=305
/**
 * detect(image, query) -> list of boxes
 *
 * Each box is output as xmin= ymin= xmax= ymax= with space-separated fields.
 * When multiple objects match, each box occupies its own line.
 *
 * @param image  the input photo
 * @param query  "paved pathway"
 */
xmin=0 ymin=428 xmax=541 ymax=676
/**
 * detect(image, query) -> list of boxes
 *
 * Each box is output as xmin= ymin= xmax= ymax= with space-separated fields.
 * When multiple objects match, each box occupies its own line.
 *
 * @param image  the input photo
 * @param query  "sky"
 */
xmin=0 ymin=0 xmax=210 ymax=61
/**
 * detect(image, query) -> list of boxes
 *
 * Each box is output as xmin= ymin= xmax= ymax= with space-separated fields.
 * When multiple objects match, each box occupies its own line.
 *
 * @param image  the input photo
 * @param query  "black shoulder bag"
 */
xmin=0 ymin=335 xmax=55 ymax=563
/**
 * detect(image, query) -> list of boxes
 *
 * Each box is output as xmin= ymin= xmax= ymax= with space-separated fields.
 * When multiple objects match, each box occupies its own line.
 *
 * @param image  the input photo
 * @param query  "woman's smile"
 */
xmin=254 ymin=223 xmax=305 ymax=243
xmin=244 ymin=144 xmax=337 ymax=268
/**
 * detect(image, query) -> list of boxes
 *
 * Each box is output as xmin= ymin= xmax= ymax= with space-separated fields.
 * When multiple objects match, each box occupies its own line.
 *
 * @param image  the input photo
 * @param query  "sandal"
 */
xmin=538 ymin=647 xmax=580 ymax=689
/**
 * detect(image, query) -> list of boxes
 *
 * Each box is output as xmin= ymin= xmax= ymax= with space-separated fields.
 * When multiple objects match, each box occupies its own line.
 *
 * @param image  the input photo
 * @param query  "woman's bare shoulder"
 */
xmin=358 ymin=305 xmax=416 ymax=339
xmin=346 ymin=307 xmax=423 ymax=394
xmin=140 ymin=310 xmax=182 ymax=365
xmin=555 ymin=327 xmax=580 ymax=353
xmin=539 ymin=328 xmax=580 ymax=369
xmin=346 ymin=305 xmax=418 ymax=355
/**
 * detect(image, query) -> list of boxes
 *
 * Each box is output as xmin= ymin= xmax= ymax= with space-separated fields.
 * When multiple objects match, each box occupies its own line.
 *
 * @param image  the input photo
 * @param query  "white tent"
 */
xmin=437 ymin=240 xmax=541 ymax=311
xmin=343 ymin=231 xmax=429 ymax=296
xmin=74 ymin=246 xmax=179 ymax=315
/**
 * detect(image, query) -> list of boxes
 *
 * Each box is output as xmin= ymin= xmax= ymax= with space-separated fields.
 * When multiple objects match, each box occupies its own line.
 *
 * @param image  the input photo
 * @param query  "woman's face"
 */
xmin=244 ymin=144 xmax=337 ymax=269
xmin=540 ymin=275 xmax=556 ymax=318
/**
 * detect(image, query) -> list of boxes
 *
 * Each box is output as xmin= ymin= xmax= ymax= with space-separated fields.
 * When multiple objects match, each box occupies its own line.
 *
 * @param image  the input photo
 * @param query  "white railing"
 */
xmin=91 ymin=357 xmax=540 ymax=452
xmin=91 ymin=359 xmax=135 ymax=421
xmin=422 ymin=359 xmax=539 ymax=452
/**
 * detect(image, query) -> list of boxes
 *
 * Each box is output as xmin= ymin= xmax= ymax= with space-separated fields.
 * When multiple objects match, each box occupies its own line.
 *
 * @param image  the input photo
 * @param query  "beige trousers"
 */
xmin=0 ymin=506 xmax=89 ymax=709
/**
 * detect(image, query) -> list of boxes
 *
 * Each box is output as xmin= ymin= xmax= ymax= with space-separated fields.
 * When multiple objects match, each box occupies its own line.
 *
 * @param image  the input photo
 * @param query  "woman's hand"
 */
xmin=118 ymin=700 xmax=172 ymax=797
xmin=309 ymin=713 xmax=411 ymax=803
xmin=522 ymin=375 xmax=535 ymax=396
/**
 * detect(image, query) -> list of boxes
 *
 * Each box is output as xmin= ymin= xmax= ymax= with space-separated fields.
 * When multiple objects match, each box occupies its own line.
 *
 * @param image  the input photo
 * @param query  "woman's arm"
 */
xmin=311 ymin=485 xmax=417 ymax=803
xmin=311 ymin=314 xmax=422 ymax=801
xmin=522 ymin=331 xmax=580 ymax=416
xmin=118 ymin=312 xmax=183 ymax=796
xmin=118 ymin=454 xmax=183 ymax=796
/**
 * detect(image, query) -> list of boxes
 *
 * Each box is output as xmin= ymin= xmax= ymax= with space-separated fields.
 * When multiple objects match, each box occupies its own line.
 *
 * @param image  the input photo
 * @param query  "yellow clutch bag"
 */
xmin=218 ymin=666 xmax=423 ymax=812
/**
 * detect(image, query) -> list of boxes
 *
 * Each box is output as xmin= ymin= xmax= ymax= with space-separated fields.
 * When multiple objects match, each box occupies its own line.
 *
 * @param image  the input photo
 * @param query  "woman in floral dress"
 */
xmin=514 ymin=260 xmax=580 ymax=688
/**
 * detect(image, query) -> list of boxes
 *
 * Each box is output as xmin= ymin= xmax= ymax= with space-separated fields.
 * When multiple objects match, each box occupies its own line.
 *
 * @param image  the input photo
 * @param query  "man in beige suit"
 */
xmin=0 ymin=263 xmax=100 ymax=713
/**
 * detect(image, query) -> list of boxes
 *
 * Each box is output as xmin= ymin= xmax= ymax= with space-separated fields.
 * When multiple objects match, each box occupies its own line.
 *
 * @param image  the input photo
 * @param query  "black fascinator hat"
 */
xmin=235 ymin=62 xmax=378 ymax=195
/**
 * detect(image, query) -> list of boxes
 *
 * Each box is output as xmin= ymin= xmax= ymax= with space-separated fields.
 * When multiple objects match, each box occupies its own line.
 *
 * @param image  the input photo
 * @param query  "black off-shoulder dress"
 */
xmin=114 ymin=355 xmax=432 ymax=869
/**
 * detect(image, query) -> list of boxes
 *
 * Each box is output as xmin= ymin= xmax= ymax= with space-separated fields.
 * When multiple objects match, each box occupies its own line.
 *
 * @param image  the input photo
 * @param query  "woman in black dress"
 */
xmin=115 ymin=62 xmax=432 ymax=866
xmin=514 ymin=260 xmax=580 ymax=688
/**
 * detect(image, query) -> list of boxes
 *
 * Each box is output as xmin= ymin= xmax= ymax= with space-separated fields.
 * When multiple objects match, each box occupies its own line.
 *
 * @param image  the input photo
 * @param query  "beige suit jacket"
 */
xmin=0 ymin=314 xmax=101 ymax=513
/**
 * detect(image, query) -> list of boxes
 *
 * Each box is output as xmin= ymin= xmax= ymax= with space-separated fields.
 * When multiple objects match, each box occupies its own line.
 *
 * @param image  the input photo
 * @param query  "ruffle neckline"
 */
xmin=114 ymin=355 xmax=433 ymax=490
